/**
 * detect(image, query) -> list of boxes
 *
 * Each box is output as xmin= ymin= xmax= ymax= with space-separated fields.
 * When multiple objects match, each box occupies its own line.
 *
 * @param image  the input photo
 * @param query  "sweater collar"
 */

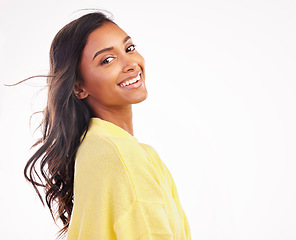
xmin=87 ymin=117 xmax=138 ymax=142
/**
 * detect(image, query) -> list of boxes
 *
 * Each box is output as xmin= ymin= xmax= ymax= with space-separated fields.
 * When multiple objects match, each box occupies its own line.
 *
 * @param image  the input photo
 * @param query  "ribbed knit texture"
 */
xmin=67 ymin=118 xmax=191 ymax=240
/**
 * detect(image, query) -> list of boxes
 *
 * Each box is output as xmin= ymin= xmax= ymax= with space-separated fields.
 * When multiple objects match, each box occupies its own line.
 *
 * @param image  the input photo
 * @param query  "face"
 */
xmin=76 ymin=22 xmax=147 ymax=115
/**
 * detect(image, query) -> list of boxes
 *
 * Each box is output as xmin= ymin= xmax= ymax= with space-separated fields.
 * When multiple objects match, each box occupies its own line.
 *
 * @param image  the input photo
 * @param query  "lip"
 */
xmin=120 ymin=78 xmax=143 ymax=90
xmin=117 ymin=72 xmax=141 ymax=86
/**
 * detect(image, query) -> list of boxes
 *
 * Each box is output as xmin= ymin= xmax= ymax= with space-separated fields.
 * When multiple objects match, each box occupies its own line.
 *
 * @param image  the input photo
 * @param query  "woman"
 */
xmin=25 ymin=11 xmax=191 ymax=240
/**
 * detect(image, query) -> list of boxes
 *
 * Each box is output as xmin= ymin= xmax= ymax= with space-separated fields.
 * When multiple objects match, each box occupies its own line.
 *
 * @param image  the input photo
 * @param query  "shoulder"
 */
xmin=74 ymin=133 xmax=149 ymax=185
xmin=74 ymin=135 xmax=126 ymax=189
xmin=74 ymin=134 xmax=138 ymax=202
xmin=75 ymin=133 xmax=120 ymax=168
xmin=139 ymin=143 xmax=161 ymax=159
xmin=75 ymin=133 xmax=167 ymax=204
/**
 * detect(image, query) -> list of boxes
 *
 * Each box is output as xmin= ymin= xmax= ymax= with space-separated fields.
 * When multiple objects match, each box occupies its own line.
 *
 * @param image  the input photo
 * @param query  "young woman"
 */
xmin=25 ymin=11 xmax=191 ymax=240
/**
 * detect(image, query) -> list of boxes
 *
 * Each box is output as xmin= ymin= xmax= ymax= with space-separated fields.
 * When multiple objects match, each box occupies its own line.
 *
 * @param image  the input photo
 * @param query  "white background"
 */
xmin=1 ymin=0 xmax=296 ymax=239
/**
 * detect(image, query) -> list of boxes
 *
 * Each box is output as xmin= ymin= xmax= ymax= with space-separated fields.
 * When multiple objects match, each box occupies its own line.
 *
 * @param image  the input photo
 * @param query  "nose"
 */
xmin=122 ymin=57 xmax=138 ymax=73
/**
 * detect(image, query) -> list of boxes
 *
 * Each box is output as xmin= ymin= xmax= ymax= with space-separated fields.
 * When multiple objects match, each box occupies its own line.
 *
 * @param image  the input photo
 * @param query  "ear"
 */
xmin=74 ymin=80 xmax=89 ymax=99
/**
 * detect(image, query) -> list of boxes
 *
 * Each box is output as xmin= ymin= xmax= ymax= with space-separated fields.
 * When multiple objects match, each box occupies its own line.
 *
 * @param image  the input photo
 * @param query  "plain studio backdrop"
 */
xmin=0 ymin=0 xmax=295 ymax=239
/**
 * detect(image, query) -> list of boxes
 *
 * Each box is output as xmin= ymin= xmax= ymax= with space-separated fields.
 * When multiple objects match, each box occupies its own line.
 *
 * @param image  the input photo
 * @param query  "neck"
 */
xmin=92 ymin=105 xmax=134 ymax=136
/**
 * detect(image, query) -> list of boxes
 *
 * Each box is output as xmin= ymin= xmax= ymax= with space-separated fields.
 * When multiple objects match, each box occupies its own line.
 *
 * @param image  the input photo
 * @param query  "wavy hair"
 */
xmin=24 ymin=12 xmax=113 ymax=237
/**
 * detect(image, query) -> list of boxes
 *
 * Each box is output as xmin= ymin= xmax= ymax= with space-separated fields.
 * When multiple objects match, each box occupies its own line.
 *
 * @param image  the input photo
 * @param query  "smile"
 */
xmin=119 ymin=72 xmax=141 ymax=87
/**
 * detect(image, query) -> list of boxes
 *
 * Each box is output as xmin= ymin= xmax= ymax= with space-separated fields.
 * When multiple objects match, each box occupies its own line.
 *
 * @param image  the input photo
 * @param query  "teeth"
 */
xmin=136 ymin=73 xmax=141 ymax=80
xmin=120 ymin=73 xmax=141 ymax=87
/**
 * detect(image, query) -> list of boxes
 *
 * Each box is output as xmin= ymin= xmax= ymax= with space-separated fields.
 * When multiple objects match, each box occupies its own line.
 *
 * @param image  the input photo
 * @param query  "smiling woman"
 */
xmin=24 ymin=11 xmax=191 ymax=240
xmin=76 ymin=22 xmax=148 ymax=130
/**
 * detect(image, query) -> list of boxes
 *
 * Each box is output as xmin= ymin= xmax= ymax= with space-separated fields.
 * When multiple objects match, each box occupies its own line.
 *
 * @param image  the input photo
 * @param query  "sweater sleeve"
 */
xmin=69 ymin=135 xmax=175 ymax=240
xmin=109 ymin=138 xmax=175 ymax=239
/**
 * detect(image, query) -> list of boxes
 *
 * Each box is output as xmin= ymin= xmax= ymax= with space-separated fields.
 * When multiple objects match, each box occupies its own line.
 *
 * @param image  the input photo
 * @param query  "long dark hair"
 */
xmin=24 ymin=12 xmax=113 ymax=237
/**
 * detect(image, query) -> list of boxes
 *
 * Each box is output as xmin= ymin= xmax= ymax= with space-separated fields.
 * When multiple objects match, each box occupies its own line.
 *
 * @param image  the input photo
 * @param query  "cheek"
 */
xmin=84 ymin=68 xmax=120 ymax=99
xmin=84 ymin=67 xmax=114 ymax=88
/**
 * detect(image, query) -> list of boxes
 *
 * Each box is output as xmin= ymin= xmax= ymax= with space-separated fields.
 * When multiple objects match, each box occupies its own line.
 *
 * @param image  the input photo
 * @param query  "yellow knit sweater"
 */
xmin=67 ymin=118 xmax=191 ymax=240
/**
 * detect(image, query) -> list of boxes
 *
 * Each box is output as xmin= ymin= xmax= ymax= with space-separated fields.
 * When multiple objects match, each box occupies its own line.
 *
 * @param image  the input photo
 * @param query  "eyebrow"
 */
xmin=92 ymin=36 xmax=132 ymax=60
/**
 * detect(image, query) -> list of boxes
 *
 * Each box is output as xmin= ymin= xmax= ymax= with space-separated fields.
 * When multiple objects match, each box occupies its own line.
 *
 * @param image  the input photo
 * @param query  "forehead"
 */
xmin=82 ymin=22 xmax=128 ymax=59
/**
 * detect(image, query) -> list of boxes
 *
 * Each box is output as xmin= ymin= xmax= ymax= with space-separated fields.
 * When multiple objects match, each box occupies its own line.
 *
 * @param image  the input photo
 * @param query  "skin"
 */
xmin=75 ymin=22 xmax=148 ymax=135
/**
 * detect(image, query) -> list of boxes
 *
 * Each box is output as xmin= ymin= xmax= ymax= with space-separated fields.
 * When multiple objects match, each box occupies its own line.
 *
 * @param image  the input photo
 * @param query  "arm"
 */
xmin=68 ymin=136 xmax=174 ymax=240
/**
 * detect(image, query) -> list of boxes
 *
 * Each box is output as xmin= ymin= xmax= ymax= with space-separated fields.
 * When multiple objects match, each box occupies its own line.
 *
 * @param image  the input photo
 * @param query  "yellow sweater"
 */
xmin=67 ymin=118 xmax=191 ymax=240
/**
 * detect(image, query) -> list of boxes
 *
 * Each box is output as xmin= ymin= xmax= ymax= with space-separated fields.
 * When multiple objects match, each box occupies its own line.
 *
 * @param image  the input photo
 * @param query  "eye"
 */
xmin=101 ymin=56 xmax=114 ymax=65
xmin=126 ymin=44 xmax=136 ymax=53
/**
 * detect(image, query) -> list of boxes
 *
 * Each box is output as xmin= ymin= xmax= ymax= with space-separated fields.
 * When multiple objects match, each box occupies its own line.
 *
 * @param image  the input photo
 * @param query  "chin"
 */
xmin=132 ymin=90 xmax=148 ymax=104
